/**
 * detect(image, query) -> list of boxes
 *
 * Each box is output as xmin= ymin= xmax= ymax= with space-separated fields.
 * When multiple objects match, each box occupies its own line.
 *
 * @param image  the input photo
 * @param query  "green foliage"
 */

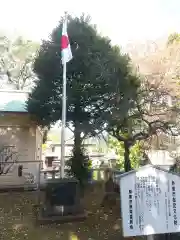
xmin=27 ymin=14 xmax=139 ymax=181
xmin=47 ymin=133 xmax=59 ymax=143
xmin=66 ymin=146 xmax=92 ymax=187
xmin=167 ymin=32 xmax=180 ymax=45
xmin=27 ymin=14 xmax=139 ymax=136
xmin=108 ymin=136 xmax=142 ymax=170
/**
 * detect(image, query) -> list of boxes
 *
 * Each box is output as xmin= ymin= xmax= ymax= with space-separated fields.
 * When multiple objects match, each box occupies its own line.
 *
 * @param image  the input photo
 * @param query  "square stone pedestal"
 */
xmin=36 ymin=178 xmax=87 ymax=224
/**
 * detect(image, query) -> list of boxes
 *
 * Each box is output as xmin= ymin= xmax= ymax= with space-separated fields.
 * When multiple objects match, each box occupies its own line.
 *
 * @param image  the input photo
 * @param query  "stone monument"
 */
xmin=36 ymin=178 xmax=86 ymax=224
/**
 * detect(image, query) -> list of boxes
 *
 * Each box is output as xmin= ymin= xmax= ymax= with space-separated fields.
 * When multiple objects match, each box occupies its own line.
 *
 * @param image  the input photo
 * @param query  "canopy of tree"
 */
xmin=27 ymin=15 xmax=140 ymax=145
xmin=108 ymin=36 xmax=180 ymax=171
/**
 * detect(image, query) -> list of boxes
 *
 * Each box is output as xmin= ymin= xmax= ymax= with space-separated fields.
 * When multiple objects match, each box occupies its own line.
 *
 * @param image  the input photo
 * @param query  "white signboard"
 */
xmin=120 ymin=165 xmax=180 ymax=237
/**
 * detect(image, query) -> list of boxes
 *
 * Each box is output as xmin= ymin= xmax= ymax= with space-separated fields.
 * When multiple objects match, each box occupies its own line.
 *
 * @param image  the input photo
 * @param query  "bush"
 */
xmin=66 ymin=146 xmax=92 ymax=187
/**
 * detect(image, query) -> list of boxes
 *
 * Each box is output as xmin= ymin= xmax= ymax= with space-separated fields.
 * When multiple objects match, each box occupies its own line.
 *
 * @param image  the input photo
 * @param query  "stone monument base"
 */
xmin=35 ymin=204 xmax=87 ymax=224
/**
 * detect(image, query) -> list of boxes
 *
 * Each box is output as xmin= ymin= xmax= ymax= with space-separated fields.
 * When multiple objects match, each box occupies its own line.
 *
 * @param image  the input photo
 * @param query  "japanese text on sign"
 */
xmin=120 ymin=166 xmax=180 ymax=237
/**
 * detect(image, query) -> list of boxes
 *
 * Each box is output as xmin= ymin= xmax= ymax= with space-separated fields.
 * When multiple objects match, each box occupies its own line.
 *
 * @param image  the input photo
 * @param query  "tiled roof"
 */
xmin=0 ymin=90 xmax=28 ymax=112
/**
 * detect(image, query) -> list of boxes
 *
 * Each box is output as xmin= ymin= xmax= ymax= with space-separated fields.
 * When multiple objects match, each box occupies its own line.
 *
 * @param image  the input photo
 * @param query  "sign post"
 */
xmin=119 ymin=165 xmax=180 ymax=239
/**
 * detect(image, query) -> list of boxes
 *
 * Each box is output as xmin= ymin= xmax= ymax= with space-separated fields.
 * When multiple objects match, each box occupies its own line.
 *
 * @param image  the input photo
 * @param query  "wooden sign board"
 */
xmin=120 ymin=165 xmax=180 ymax=237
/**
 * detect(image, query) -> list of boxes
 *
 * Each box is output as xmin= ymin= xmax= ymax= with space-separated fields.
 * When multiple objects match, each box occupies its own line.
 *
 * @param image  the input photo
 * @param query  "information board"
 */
xmin=120 ymin=165 xmax=180 ymax=237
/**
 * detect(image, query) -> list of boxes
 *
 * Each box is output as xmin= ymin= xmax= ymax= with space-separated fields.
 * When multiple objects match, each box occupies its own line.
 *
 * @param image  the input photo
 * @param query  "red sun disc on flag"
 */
xmin=61 ymin=35 xmax=69 ymax=49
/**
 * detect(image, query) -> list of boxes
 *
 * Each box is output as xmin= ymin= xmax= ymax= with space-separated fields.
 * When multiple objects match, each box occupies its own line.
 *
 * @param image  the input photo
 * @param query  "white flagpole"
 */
xmin=61 ymin=61 xmax=66 ymax=178
xmin=61 ymin=13 xmax=67 ymax=179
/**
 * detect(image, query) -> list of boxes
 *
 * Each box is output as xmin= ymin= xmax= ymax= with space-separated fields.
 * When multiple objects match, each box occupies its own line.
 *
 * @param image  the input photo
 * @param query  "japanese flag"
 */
xmin=61 ymin=18 xmax=72 ymax=64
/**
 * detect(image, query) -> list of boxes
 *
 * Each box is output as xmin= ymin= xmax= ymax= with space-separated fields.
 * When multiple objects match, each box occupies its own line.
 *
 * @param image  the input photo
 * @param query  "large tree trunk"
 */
xmin=124 ymin=141 xmax=131 ymax=172
xmin=73 ymin=104 xmax=82 ymax=150
xmin=74 ymin=120 xmax=82 ymax=150
xmin=74 ymin=128 xmax=81 ymax=150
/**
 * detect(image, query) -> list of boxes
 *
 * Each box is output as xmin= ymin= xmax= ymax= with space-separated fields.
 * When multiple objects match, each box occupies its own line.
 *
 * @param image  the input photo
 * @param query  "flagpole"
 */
xmin=61 ymin=12 xmax=67 ymax=179
xmin=60 ymin=12 xmax=72 ymax=178
xmin=61 ymin=61 xmax=66 ymax=178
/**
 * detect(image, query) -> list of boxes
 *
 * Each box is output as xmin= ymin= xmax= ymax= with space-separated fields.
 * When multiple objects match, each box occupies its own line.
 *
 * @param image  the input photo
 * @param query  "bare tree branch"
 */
xmin=0 ymin=36 xmax=39 ymax=90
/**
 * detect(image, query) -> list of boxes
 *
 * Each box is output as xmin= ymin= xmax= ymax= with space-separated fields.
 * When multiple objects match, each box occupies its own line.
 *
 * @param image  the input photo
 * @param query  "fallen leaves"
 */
xmin=0 ymin=184 xmax=122 ymax=240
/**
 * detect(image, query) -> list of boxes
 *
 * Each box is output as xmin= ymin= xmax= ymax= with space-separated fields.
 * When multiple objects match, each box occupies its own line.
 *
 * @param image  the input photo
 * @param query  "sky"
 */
xmin=0 ymin=0 xmax=180 ymax=46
